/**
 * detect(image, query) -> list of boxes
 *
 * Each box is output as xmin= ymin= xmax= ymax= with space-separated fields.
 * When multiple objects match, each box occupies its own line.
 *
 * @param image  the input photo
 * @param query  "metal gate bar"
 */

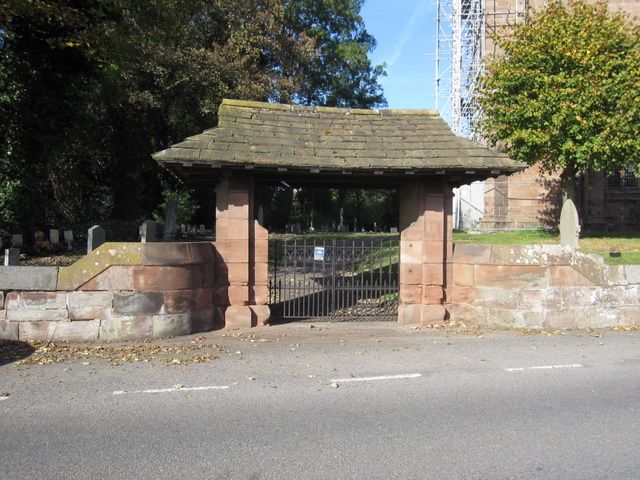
xmin=269 ymin=238 xmax=399 ymax=320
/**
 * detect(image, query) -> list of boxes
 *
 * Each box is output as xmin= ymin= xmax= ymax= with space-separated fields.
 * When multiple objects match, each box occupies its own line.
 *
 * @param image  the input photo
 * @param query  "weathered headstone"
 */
xmin=63 ymin=230 xmax=74 ymax=251
xmin=199 ymin=224 xmax=205 ymax=233
xmin=87 ymin=225 xmax=106 ymax=253
xmin=4 ymin=248 xmax=19 ymax=266
xmin=559 ymin=199 xmax=580 ymax=249
xmin=163 ymin=198 xmax=177 ymax=240
xmin=180 ymin=224 xmax=187 ymax=235
xmin=139 ymin=220 xmax=156 ymax=243
xmin=390 ymin=227 xmax=398 ymax=234
xmin=49 ymin=229 xmax=60 ymax=245
xmin=10 ymin=234 xmax=23 ymax=248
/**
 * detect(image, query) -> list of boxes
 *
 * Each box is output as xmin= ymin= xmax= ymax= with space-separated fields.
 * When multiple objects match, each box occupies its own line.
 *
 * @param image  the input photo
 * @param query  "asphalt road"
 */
xmin=2 ymin=323 xmax=640 ymax=479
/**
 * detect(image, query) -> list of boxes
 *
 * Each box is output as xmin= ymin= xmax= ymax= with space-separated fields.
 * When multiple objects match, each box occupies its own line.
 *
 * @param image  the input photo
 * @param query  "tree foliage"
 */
xmin=285 ymin=0 xmax=386 ymax=108
xmin=479 ymin=0 xmax=640 ymax=198
xmin=0 ymin=0 xmax=385 ymax=231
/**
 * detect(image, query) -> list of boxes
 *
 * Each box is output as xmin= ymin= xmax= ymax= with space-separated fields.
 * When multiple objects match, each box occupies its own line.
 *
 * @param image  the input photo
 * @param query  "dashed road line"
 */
xmin=331 ymin=373 xmax=422 ymax=384
xmin=113 ymin=385 xmax=229 ymax=395
xmin=505 ymin=364 xmax=583 ymax=372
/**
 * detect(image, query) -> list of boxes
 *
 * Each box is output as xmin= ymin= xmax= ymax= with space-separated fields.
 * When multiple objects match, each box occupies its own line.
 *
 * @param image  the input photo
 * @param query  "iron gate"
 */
xmin=268 ymin=238 xmax=399 ymax=321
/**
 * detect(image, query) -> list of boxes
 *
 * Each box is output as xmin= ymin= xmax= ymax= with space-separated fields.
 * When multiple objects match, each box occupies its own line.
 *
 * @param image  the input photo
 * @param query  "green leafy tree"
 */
xmin=285 ymin=0 xmax=386 ymax=108
xmin=479 ymin=0 xmax=640 ymax=204
xmin=0 ymin=0 xmax=387 ymax=231
xmin=0 ymin=0 xmax=314 ymax=229
xmin=153 ymin=188 xmax=198 ymax=225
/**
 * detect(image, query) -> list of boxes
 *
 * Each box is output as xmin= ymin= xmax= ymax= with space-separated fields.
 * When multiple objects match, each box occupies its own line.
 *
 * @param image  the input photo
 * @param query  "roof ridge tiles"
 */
xmin=220 ymin=98 xmax=438 ymax=117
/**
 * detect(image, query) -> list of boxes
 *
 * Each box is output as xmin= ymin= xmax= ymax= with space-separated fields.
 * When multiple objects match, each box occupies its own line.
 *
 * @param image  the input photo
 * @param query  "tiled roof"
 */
xmin=152 ymin=99 xmax=524 ymax=173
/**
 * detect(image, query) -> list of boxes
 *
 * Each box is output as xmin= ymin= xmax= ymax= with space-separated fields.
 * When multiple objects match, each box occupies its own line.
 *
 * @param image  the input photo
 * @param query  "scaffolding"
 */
xmin=436 ymin=0 xmax=529 ymax=141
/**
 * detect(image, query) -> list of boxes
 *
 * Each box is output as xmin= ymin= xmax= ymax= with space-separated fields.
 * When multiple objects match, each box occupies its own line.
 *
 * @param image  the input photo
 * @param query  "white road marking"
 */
xmin=113 ymin=385 xmax=229 ymax=395
xmin=330 ymin=373 xmax=422 ymax=383
xmin=505 ymin=364 xmax=583 ymax=372
xmin=0 ymin=396 xmax=9 ymax=401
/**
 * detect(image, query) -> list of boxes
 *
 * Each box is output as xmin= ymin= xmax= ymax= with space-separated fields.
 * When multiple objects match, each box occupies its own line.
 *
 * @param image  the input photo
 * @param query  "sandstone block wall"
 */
xmin=398 ymin=181 xmax=453 ymax=325
xmin=448 ymin=244 xmax=640 ymax=329
xmin=0 ymin=242 xmax=217 ymax=342
xmin=214 ymin=177 xmax=270 ymax=328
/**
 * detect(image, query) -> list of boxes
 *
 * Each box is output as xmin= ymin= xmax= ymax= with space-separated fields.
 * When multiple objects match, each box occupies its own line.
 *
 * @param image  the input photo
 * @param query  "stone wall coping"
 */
xmin=452 ymin=243 xmax=637 ymax=286
xmin=0 ymin=266 xmax=59 ymax=291
xmin=56 ymin=241 xmax=216 ymax=291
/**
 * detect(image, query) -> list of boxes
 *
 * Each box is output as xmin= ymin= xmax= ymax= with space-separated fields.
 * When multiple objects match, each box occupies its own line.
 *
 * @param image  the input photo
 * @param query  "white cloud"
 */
xmin=386 ymin=0 xmax=429 ymax=72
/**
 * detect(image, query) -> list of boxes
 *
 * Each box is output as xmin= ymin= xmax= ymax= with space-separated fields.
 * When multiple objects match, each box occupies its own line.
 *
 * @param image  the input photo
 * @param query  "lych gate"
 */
xmin=153 ymin=99 xmax=523 ymax=328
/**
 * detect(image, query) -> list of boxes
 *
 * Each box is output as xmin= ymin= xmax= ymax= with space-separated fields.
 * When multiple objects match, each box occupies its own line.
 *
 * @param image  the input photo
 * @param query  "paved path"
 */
xmin=2 ymin=323 xmax=640 ymax=479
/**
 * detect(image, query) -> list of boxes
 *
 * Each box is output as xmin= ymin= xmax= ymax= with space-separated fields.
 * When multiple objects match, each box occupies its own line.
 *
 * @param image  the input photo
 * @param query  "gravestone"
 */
xmin=390 ymin=227 xmax=398 ymax=234
xmin=559 ymin=199 xmax=580 ymax=249
xmin=10 ymin=234 xmax=23 ymax=248
xmin=63 ymin=230 xmax=74 ymax=251
xmin=87 ymin=225 xmax=106 ymax=253
xmin=139 ymin=220 xmax=156 ymax=243
xmin=199 ymin=224 xmax=205 ymax=233
xmin=4 ymin=248 xmax=19 ymax=266
xmin=163 ymin=198 xmax=177 ymax=240
xmin=180 ymin=224 xmax=187 ymax=234
xmin=49 ymin=229 xmax=60 ymax=245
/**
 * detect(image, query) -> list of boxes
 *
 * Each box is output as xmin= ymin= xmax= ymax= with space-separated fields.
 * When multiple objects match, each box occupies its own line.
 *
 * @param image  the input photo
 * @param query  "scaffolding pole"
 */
xmin=436 ymin=0 xmax=528 ymax=142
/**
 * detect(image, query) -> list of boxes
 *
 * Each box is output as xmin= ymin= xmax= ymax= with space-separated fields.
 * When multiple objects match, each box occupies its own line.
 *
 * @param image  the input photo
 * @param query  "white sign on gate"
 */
xmin=313 ymin=246 xmax=325 ymax=261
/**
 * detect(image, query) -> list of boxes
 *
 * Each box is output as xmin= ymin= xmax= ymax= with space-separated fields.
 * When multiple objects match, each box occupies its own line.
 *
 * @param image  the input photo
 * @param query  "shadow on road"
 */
xmin=0 ymin=340 xmax=36 ymax=366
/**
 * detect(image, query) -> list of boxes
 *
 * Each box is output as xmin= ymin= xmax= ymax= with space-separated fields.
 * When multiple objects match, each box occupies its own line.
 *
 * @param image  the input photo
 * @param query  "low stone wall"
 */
xmin=448 ymin=244 xmax=640 ymax=329
xmin=0 ymin=242 xmax=217 ymax=342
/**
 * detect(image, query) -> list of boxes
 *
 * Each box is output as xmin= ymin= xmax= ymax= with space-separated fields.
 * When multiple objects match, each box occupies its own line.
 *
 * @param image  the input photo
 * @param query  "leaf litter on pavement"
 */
xmin=2 ymin=338 xmax=224 ymax=367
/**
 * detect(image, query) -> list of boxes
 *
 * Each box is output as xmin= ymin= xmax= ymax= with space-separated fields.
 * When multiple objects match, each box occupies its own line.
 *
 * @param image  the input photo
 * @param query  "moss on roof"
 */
xmin=152 ymin=99 xmax=524 ymax=173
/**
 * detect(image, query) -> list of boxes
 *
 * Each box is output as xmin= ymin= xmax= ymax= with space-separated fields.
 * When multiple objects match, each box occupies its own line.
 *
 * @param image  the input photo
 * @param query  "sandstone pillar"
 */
xmin=398 ymin=180 xmax=452 ymax=325
xmin=214 ymin=176 xmax=270 ymax=328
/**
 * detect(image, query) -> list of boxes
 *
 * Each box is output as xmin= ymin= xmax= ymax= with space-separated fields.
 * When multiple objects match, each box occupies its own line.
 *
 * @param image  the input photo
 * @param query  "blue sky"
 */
xmin=361 ymin=0 xmax=437 ymax=109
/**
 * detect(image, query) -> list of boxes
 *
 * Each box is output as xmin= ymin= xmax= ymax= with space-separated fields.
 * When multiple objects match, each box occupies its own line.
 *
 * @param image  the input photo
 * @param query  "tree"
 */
xmin=285 ymin=0 xmax=386 ymax=108
xmin=0 ymin=0 xmax=315 ymax=229
xmin=1 ymin=0 xmax=388 ymax=231
xmin=479 ymin=0 xmax=640 ymax=204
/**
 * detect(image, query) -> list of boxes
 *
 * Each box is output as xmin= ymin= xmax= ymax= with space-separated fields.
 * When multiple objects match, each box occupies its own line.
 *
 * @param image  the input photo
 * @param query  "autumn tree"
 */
xmin=479 ymin=0 xmax=640 ymax=204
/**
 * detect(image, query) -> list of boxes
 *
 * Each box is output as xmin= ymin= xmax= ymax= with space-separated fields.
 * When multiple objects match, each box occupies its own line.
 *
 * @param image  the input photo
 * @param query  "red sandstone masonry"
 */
xmin=448 ymin=244 xmax=640 ymax=329
xmin=398 ymin=181 xmax=450 ymax=325
xmin=0 ymin=242 xmax=218 ymax=342
xmin=213 ymin=177 xmax=270 ymax=328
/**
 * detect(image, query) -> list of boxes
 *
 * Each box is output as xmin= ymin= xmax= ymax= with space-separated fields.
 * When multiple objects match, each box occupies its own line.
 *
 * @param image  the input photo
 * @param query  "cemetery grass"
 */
xmin=453 ymin=230 xmax=640 ymax=265
xmin=3 ymin=231 xmax=637 ymax=267
xmin=274 ymin=230 xmax=640 ymax=265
